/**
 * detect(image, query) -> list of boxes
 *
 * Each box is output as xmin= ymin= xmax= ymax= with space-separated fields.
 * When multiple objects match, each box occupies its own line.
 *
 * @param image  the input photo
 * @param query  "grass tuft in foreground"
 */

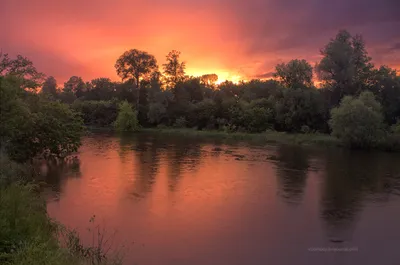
xmin=0 ymin=157 xmax=123 ymax=265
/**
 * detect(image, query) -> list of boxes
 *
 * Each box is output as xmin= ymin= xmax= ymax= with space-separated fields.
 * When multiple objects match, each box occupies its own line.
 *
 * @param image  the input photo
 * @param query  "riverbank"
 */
xmin=86 ymin=126 xmax=400 ymax=151
xmin=0 ymin=157 xmax=122 ymax=265
xmin=141 ymin=128 xmax=342 ymax=146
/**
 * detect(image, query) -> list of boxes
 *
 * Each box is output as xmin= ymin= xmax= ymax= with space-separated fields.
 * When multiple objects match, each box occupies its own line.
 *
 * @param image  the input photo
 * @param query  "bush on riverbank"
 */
xmin=1 ymin=59 xmax=121 ymax=264
xmin=329 ymin=91 xmax=386 ymax=148
xmin=114 ymin=101 xmax=139 ymax=132
xmin=0 ymin=184 xmax=123 ymax=265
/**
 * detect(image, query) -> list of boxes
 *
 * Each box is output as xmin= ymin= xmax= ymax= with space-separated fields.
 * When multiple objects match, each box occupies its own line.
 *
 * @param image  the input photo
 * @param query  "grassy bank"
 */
xmin=0 ymin=157 xmax=122 ymax=265
xmin=87 ymin=126 xmax=400 ymax=151
xmin=142 ymin=128 xmax=342 ymax=147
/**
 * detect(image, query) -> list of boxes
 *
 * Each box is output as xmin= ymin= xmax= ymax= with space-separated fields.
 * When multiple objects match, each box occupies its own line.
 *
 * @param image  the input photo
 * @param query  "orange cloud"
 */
xmin=1 ymin=0 xmax=399 ymax=84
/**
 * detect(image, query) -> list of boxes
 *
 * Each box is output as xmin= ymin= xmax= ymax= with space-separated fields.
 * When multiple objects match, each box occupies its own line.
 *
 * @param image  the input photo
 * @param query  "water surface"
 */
xmin=45 ymin=133 xmax=400 ymax=265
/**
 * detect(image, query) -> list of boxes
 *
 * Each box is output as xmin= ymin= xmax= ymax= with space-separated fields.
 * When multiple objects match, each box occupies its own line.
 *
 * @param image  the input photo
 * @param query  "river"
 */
xmin=43 ymin=132 xmax=400 ymax=265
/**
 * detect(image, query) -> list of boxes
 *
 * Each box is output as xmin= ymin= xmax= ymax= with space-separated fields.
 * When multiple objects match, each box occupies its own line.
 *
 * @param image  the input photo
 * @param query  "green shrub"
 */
xmin=114 ymin=101 xmax=139 ymax=132
xmin=0 ymin=183 xmax=58 ymax=264
xmin=329 ymin=91 xmax=385 ymax=148
xmin=301 ymin=125 xmax=310 ymax=134
xmin=0 ymin=156 xmax=33 ymax=187
xmin=0 ymin=183 xmax=122 ymax=265
xmin=391 ymin=121 xmax=400 ymax=135
xmin=173 ymin=116 xmax=187 ymax=128
xmin=242 ymin=105 xmax=273 ymax=133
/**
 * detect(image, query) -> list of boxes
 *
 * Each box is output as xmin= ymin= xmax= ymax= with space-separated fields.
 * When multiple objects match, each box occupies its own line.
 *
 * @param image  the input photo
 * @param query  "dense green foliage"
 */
xmin=37 ymin=30 xmax=398 ymax=151
xmin=1 ymin=76 xmax=83 ymax=163
xmin=72 ymin=100 xmax=118 ymax=128
xmin=3 ymin=29 xmax=400 ymax=150
xmin=0 ymin=183 xmax=66 ymax=265
xmin=274 ymin=59 xmax=313 ymax=88
xmin=330 ymin=92 xmax=385 ymax=148
xmin=0 ymin=54 xmax=121 ymax=264
xmin=114 ymin=101 xmax=139 ymax=132
xmin=392 ymin=121 xmax=400 ymax=135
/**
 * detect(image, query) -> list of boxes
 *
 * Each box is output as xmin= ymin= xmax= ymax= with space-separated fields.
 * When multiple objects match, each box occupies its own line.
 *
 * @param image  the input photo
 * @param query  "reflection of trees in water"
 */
xmin=118 ymin=134 xmax=161 ymax=198
xmin=131 ymin=136 xmax=162 ymax=198
xmin=274 ymin=145 xmax=310 ymax=205
xmin=166 ymin=139 xmax=202 ymax=192
xmin=320 ymin=150 xmax=400 ymax=242
xmin=37 ymin=157 xmax=81 ymax=200
xmin=118 ymin=133 xmax=204 ymax=197
xmin=117 ymin=133 xmax=139 ymax=163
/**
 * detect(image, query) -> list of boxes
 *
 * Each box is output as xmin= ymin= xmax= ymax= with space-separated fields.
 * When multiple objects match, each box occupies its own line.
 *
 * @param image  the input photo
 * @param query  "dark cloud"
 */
xmin=253 ymin=72 xmax=275 ymax=79
xmin=237 ymin=0 xmax=400 ymax=55
xmin=389 ymin=42 xmax=400 ymax=52
xmin=0 ymin=0 xmax=399 ymax=82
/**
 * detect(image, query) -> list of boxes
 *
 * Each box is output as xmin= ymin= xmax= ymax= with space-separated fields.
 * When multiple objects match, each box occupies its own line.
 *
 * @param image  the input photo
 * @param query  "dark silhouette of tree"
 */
xmin=41 ymin=76 xmax=58 ymax=97
xmin=274 ymin=59 xmax=313 ymax=88
xmin=162 ymin=50 xmax=186 ymax=88
xmin=0 ymin=52 xmax=45 ymax=89
xmin=1 ymin=75 xmax=83 ymax=162
xmin=273 ymin=87 xmax=327 ymax=132
xmin=115 ymin=49 xmax=158 ymax=109
xmin=3 ymin=29 xmax=399 ymax=142
xmin=200 ymin=74 xmax=218 ymax=88
xmin=63 ymin=76 xmax=86 ymax=98
xmin=85 ymin=78 xmax=115 ymax=101
xmin=370 ymin=66 xmax=400 ymax=125
xmin=316 ymin=30 xmax=374 ymax=105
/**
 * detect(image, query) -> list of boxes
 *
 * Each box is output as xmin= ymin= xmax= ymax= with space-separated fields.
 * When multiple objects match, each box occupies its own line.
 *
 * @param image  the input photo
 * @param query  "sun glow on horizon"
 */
xmin=186 ymin=68 xmax=243 ymax=84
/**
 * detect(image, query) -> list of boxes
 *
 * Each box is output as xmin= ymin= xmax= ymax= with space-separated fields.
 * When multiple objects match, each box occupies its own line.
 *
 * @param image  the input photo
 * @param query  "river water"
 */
xmin=44 ymin=132 xmax=400 ymax=265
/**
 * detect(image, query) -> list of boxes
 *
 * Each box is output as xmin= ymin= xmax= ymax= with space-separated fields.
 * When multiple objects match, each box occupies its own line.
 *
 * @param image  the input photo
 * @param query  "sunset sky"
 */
xmin=1 ymin=0 xmax=399 ymax=84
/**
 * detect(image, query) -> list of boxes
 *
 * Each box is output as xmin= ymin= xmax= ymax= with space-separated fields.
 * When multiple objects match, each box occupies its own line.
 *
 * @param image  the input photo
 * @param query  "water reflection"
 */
xmin=273 ymin=145 xmax=310 ymax=204
xmin=44 ymin=133 xmax=400 ymax=265
xmin=321 ymin=149 xmax=400 ymax=242
xmin=38 ymin=158 xmax=81 ymax=200
xmin=165 ymin=139 xmax=202 ymax=192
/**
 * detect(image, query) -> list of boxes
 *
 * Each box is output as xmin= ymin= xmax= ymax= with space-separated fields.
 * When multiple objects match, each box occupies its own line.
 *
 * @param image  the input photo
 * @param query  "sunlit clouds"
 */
xmin=1 ymin=0 xmax=399 ymax=83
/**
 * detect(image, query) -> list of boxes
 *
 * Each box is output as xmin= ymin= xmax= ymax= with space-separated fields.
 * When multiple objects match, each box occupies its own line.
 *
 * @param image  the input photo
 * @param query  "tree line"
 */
xmin=2 ymin=29 xmax=400 ymax=156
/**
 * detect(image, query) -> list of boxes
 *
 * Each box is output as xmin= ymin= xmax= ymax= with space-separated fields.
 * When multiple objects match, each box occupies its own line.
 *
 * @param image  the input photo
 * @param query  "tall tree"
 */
xmin=41 ymin=76 xmax=58 ymax=97
xmin=115 ymin=49 xmax=158 ymax=109
xmin=315 ymin=30 xmax=374 ymax=104
xmin=163 ymin=50 xmax=186 ymax=88
xmin=370 ymin=66 xmax=400 ymax=124
xmin=274 ymin=59 xmax=313 ymax=88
